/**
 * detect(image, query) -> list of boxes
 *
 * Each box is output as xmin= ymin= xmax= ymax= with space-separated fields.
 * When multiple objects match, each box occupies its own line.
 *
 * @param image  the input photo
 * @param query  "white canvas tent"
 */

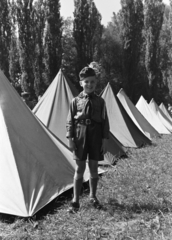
xmin=0 ymin=69 xmax=93 ymax=217
xmin=149 ymin=99 xmax=172 ymax=133
xmin=136 ymin=96 xmax=170 ymax=134
xmin=101 ymin=83 xmax=151 ymax=148
xmin=32 ymin=69 xmax=78 ymax=147
xmin=159 ymin=103 xmax=172 ymax=123
xmin=117 ymin=88 xmax=160 ymax=139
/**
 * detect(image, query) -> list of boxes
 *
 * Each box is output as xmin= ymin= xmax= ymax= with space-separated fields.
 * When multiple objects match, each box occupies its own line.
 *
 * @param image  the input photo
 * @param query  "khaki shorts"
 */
xmin=73 ymin=122 xmax=104 ymax=161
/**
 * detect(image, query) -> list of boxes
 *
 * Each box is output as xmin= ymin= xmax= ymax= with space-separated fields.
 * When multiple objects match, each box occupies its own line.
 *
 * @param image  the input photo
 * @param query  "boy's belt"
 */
xmin=75 ymin=119 xmax=92 ymax=125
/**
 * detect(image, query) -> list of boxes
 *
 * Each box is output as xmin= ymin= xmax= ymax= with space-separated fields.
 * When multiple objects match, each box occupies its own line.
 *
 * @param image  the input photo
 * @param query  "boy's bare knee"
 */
xmin=74 ymin=172 xmax=84 ymax=180
xmin=89 ymin=172 xmax=99 ymax=179
xmin=74 ymin=163 xmax=86 ymax=180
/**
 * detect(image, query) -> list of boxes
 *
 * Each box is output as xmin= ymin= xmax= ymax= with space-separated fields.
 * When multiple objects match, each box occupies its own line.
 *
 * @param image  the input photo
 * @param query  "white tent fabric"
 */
xmin=32 ymin=69 xmax=78 ymax=147
xmin=0 ymin=69 xmax=93 ymax=217
xmin=101 ymin=83 xmax=151 ymax=148
xmin=159 ymin=103 xmax=172 ymax=123
xmin=117 ymin=89 xmax=160 ymax=139
xmin=136 ymin=96 xmax=170 ymax=134
xmin=149 ymin=99 xmax=172 ymax=133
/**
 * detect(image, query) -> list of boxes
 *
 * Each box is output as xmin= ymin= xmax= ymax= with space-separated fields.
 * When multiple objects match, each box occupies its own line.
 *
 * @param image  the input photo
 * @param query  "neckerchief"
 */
xmin=82 ymin=92 xmax=94 ymax=118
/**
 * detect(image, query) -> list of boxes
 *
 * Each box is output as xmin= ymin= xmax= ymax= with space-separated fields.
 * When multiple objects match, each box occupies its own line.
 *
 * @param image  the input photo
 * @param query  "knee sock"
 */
xmin=89 ymin=177 xmax=99 ymax=199
xmin=73 ymin=177 xmax=83 ymax=203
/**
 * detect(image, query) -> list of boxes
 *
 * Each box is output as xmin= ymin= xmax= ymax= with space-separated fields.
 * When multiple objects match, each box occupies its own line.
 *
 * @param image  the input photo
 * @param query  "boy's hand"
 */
xmin=68 ymin=138 xmax=77 ymax=151
xmin=101 ymin=139 xmax=107 ymax=154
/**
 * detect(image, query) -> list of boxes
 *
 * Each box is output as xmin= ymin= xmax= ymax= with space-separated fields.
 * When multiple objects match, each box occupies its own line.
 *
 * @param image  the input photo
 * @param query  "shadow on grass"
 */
xmin=1 ymin=184 xmax=172 ymax=224
xmin=0 ymin=213 xmax=17 ymax=224
xmin=148 ymin=142 xmax=158 ymax=147
xmin=106 ymin=198 xmax=172 ymax=217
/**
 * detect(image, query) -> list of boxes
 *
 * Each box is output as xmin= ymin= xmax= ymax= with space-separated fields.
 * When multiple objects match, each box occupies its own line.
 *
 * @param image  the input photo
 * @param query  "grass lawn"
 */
xmin=1 ymin=134 xmax=172 ymax=239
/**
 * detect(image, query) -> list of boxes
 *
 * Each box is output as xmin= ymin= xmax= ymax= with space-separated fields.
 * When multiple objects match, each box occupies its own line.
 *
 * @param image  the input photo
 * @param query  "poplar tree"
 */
xmin=158 ymin=4 xmax=171 ymax=103
xmin=73 ymin=0 xmax=103 ymax=78
xmin=0 ymin=0 xmax=11 ymax=78
xmin=120 ymin=0 xmax=144 ymax=103
xmin=144 ymin=0 xmax=165 ymax=102
xmin=99 ymin=13 xmax=123 ymax=93
xmin=165 ymin=1 xmax=172 ymax=100
xmin=16 ymin=0 xmax=36 ymax=95
xmin=33 ymin=0 xmax=46 ymax=97
xmin=61 ymin=17 xmax=78 ymax=86
xmin=43 ymin=0 xmax=62 ymax=86
xmin=9 ymin=0 xmax=21 ymax=88
xmin=9 ymin=33 xmax=21 ymax=91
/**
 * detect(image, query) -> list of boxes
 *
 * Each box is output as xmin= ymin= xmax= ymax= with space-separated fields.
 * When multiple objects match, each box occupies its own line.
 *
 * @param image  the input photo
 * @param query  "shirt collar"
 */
xmin=79 ymin=91 xmax=95 ymax=99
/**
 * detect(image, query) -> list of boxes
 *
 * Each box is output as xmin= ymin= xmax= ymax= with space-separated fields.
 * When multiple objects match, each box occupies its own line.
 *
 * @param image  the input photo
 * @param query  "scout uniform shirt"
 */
xmin=66 ymin=91 xmax=109 ymax=160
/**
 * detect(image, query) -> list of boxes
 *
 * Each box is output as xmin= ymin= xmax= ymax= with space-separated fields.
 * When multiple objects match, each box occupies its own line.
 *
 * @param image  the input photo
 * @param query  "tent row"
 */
xmin=33 ymin=69 xmax=172 ymax=150
xmin=33 ymin=69 xmax=172 ymax=151
xmin=1 ymin=68 xmax=172 ymax=217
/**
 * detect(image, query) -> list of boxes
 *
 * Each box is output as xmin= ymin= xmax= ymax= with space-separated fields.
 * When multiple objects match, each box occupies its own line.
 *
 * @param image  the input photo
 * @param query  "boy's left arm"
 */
xmin=101 ymin=100 xmax=110 ymax=153
xmin=102 ymin=100 xmax=110 ymax=139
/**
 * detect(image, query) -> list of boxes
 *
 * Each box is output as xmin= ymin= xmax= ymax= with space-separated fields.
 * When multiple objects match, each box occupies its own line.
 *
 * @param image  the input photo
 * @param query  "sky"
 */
xmin=60 ymin=0 xmax=170 ymax=26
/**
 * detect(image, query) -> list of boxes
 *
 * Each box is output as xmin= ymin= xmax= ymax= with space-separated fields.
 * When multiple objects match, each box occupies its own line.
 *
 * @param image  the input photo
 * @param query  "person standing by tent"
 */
xmin=66 ymin=66 xmax=109 ymax=213
xmin=21 ymin=92 xmax=32 ymax=109
xmin=168 ymin=103 xmax=172 ymax=116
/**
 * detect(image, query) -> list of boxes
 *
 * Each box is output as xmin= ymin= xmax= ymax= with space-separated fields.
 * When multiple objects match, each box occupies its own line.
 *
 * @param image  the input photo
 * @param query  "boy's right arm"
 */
xmin=66 ymin=99 xmax=77 ymax=151
xmin=66 ymin=99 xmax=75 ymax=139
xmin=68 ymin=137 xmax=77 ymax=151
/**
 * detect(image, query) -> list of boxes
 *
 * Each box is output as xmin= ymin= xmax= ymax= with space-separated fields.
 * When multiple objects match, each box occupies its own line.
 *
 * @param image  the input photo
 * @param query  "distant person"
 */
xmin=38 ymin=95 xmax=42 ymax=101
xmin=66 ymin=66 xmax=109 ymax=213
xmin=168 ymin=103 xmax=172 ymax=115
xmin=21 ymin=91 xmax=34 ymax=110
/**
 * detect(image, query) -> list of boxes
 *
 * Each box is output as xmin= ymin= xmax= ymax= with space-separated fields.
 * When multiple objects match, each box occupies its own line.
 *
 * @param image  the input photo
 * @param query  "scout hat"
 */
xmin=79 ymin=67 xmax=96 ymax=81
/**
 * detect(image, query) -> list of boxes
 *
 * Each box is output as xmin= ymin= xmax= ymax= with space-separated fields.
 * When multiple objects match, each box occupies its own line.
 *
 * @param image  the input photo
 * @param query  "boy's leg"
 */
xmin=88 ymin=160 xmax=99 ymax=199
xmin=72 ymin=160 xmax=86 ymax=203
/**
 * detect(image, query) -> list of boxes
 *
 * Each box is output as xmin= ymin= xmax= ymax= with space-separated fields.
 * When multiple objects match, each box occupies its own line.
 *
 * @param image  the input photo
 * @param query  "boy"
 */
xmin=66 ymin=66 xmax=109 ymax=212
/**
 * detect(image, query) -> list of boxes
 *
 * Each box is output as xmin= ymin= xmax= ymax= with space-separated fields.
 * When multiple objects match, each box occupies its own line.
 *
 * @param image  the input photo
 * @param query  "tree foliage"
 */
xmin=9 ymin=0 xmax=20 ymax=90
xmin=9 ymin=33 xmax=21 ymax=92
xmin=32 ymin=0 xmax=46 ymax=97
xmin=144 ymin=0 xmax=165 ymax=102
xmin=16 ymin=0 xmax=36 ymax=95
xmin=0 ymin=0 xmax=172 ymax=105
xmin=61 ymin=17 xmax=78 ymax=87
xmin=163 ymin=1 xmax=172 ymax=102
xmin=97 ymin=13 xmax=123 ymax=93
xmin=0 ymin=0 xmax=11 ymax=78
xmin=43 ymin=0 xmax=62 ymax=86
xmin=157 ymin=5 xmax=172 ymax=104
xmin=120 ymin=0 xmax=144 ymax=103
xmin=73 ymin=0 xmax=102 ymax=78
